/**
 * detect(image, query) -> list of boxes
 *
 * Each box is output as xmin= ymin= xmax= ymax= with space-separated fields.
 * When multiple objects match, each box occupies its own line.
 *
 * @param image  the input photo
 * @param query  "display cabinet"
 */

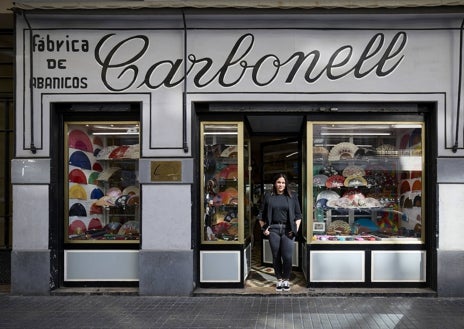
xmin=65 ymin=122 xmax=140 ymax=244
xmin=307 ymin=122 xmax=424 ymax=244
xmin=201 ymin=122 xmax=251 ymax=244
xmin=199 ymin=122 xmax=252 ymax=287
xmin=305 ymin=121 xmax=427 ymax=286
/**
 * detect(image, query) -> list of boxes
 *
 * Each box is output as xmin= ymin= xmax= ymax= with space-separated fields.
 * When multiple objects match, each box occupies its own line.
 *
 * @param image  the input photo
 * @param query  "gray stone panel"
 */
xmin=11 ymin=159 xmax=50 ymax=184
xmin=437 ymin=158 xmax=464 ymax=183
xmin=11 ymin=250 xmax=50 ymax=295
xmin=437 ymin=250 xmax=464 ymax=297
xmin=138 ymin=250 xmax=193 ymax=296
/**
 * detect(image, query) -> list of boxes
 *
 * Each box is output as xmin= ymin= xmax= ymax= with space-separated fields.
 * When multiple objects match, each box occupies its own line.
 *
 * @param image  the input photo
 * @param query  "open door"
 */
xmin=259 ymin=138 xmax=302 ymax=268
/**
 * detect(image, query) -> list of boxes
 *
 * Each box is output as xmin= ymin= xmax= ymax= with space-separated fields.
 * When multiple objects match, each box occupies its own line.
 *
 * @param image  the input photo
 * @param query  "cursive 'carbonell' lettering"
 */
xmin=95 ymin=32 xmax=407 ymax=92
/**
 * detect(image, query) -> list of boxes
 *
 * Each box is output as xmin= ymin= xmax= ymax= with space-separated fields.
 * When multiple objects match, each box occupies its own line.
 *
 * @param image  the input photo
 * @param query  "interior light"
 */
xmin=286 ymin=152 xmax=299 ymax=158
xmin=92 ymin=132 xmax=139 ymax=136
xmin=204 ymin=132 xmax=238 ymax=135
xmin=391 ymin=124 xmax=422 ymax=128
xmin=320 ymin=132 xmax=391 ymax=136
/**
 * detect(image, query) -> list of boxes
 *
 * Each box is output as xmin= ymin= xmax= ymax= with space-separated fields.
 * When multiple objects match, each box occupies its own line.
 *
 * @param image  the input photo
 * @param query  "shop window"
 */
xmin=308 ymin=122 xmax=424 ymax=243
xmin=65 ymin=122 xmax=140 ymax=244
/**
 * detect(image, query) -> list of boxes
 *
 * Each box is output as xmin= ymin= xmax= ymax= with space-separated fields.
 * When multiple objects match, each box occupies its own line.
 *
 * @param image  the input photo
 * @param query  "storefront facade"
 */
xmin=10 ymin=3 xmax=464 ymax=296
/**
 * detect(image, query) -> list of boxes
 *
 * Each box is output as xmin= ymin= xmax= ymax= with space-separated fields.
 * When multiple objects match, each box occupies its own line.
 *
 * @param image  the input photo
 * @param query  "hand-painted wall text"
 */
xmin=31 ymin=31 xmax=407 ymax=91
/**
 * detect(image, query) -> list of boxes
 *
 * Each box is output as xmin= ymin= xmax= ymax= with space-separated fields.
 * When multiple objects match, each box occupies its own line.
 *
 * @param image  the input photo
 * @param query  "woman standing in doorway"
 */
xmin=259 ymin=173 xmax=302 ymax=292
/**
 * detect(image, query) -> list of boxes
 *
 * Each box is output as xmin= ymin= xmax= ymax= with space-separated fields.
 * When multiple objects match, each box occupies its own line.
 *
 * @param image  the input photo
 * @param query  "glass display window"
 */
xmin=307 ymin=122 xmax=424 ymax=244
xmin=65 ymin=121 xmax=140 ymax=244
xmin=201 ymin=122 xmax=249 ymax=244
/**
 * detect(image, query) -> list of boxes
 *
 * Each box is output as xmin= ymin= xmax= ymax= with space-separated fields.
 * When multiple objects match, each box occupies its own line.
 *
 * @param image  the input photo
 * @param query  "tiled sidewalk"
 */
xmin=0 ymin=294 xmax=463 ymax=329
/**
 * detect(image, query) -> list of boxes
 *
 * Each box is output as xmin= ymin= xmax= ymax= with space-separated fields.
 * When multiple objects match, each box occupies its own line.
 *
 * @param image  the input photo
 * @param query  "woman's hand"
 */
xmin=263 ymin=228 xmax=270 ymax=236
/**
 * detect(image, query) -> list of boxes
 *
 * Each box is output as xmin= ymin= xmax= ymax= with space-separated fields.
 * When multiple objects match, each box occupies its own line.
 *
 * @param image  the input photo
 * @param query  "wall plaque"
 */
xmin=151 ymin=161 xmax=182 ymax=182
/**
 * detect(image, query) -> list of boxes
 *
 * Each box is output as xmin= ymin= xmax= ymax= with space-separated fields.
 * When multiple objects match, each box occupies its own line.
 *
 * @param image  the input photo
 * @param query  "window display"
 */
xmin=65 ymin=122 xmax=140 ymax=243
xmin=201 ymin=122 xmax=248 ymax=243
xmin=308 ymin=122 xmax=424 ymax=243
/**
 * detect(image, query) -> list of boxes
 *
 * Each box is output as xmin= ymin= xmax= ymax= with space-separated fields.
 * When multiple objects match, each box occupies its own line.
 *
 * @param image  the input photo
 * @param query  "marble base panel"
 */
xmin=11 ymin=250 xmax=50 ymax=295
xmin=139 ymin=250 xmax=193 ymax=296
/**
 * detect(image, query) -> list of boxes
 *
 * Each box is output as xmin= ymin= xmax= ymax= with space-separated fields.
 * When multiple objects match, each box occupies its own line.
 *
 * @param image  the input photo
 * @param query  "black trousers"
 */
xmin=268 ymin=224 xmax=294 ymax=280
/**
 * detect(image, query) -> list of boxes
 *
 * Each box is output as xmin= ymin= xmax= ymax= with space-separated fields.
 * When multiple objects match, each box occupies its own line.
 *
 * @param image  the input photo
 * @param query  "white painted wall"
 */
xmin=141 ymin=185 xmax=191 ymax=250
xmin=438 ymin=184 xmax=464 ymax=250
xmin=12 ymin=185 xmax=49 ymax=250
xmin=14 ymin=14 xmax=464 ymax=158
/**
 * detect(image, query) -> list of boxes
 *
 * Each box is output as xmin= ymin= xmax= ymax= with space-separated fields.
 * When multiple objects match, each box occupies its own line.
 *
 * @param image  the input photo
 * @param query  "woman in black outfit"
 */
xmin=259 ymin=173 xmax=302 ymax=292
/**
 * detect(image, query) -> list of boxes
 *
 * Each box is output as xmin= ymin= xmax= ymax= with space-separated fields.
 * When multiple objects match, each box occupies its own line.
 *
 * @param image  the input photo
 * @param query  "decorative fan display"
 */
xmin=344 ymin=175 xmax=367 ymax=187
xmin=90 ymin=188 xmax=104 ymax=200
xmin=313 ymin=174 xmax=328 ymax=187
xmin=69 ymin=184 xmax=87 ymax=200
xmin=88 ymin=172 xmax=100 ymax=185
xmin=220 ymin=145 xmax=238 ymax=158
xmin=376 ymin=144 xmax=397 ymax=155
xmin=69 ymin=151 xmax=91 ymax=170
xmin=313 ymin=146 xmax=329 ymax=155
xmin=68 ymin=169 xmax=87 ymax=184
xmin=69 ymin=203 xmax=87 ymax=217
xmin=400 ymin=181 xmax=411 ymax=194
xmin=316 ymin=190 xmax=340 ymax=201
xmin=69 ymin=219 xmax=86 ymax=235
xmin=327 ymin=194 xmax=380 ymax=209
xmin=342 ymin=165 xmax=365 ymax=177
xmin=412 ymin=180 xmax=422 ymax=192
xmin=325 ymin=175 xmax=345 ymax=188
xmin=327 ymin=220 xmax=351 ymax=235
xmin=88 ymin=218 xmax=103 ymax=230
xmin=328 ymin=142 xmax=358 ymax=161
xmin=122 ymin=186 xmax=140 ymax=196
xmin=69 ymin=129 xmax=93 ymax=153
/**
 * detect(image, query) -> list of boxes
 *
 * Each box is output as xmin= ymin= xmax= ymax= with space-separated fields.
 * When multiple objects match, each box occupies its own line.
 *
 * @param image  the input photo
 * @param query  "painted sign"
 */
xmin=29 ymin=31 xmax=407 ymax=92
xmin=15 ymin=19 xmax=461 ymax=156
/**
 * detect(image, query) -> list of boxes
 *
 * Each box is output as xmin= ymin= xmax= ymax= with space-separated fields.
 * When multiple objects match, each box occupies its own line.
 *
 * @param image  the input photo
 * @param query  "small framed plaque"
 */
xmin=151 ymin=161 xmax=182 ymax=182
xmin=313 ymin=222 xmax=326 ymax=233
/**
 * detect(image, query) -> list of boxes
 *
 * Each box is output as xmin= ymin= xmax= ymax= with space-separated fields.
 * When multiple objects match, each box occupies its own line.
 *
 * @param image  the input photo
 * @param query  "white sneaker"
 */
xmin=275 ymin=280 xmax=283 ymax=292
xmin=282 ymin=281 xmax=290 ymax=291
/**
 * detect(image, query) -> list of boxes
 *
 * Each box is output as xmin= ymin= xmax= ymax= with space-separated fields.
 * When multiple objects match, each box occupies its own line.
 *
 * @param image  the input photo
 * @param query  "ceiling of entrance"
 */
xmin=247 ymin=115 xmax=304 ymax=134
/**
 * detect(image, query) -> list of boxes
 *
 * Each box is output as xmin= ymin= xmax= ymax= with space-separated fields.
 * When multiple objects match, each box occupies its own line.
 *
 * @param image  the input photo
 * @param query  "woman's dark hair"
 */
xmin=272 ymin=173 xmax=292 ymax=196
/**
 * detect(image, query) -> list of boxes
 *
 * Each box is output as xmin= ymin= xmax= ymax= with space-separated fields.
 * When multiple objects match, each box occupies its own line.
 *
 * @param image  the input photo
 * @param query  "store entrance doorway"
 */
xmin=245 ymin=115 xmax=306 ymax=292
xmin=197 ymin=111 xmax=307 ymax=291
